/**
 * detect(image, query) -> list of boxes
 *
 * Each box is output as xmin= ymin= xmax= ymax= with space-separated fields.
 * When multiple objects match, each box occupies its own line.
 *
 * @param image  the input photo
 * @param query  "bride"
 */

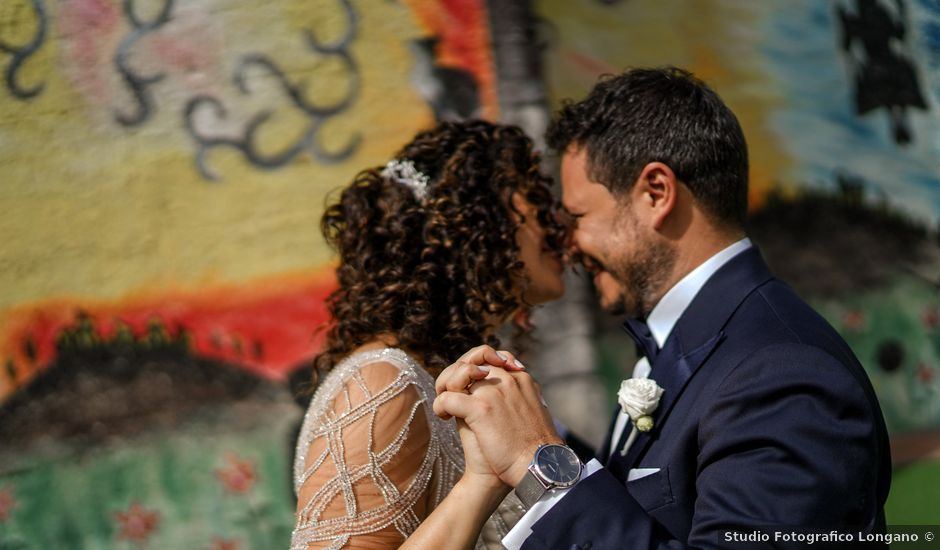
xmin=291 ymin=120 xmax=568 ymax=549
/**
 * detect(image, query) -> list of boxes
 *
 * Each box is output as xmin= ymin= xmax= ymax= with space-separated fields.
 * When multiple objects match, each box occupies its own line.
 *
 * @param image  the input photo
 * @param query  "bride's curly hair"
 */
xmin=314 ymin=120 xmax=567 ymax=377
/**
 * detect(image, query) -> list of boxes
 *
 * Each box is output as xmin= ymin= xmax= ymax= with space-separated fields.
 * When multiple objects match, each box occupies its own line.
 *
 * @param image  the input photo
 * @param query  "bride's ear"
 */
xmin=509 ymin=192 xmax=534 ymax=221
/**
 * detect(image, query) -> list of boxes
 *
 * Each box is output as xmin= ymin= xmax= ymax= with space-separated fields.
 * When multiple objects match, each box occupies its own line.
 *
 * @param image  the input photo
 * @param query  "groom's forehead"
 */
xmin=559 ymin=150 xmax=592 ymax=201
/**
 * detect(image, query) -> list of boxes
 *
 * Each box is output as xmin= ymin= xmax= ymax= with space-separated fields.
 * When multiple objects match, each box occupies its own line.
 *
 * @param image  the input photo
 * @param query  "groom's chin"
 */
xmin=598 ymin=292 xmax=628 ymax=316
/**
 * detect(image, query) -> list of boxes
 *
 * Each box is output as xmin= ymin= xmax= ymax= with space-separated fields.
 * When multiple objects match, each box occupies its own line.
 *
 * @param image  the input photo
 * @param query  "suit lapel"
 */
xmin=616 ymin=248 xmax=775 ymax=472
xmin=619 ymin=330 xmax=723 ymax=469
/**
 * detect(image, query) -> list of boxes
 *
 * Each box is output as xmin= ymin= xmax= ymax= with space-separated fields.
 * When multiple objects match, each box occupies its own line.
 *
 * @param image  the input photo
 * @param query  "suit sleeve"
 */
xmin=522 ymin=343 xmax=886 ymax=550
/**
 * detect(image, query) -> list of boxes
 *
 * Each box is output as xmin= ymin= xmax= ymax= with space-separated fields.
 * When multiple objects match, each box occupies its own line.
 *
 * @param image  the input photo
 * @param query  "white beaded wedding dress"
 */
xmin=290 ymin=348 xmax=524 ymax=549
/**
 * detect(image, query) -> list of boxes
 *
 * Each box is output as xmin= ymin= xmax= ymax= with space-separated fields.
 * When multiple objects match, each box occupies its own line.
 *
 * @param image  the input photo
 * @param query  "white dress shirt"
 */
xmin=502 ymin=238 xmax=752 ymax=550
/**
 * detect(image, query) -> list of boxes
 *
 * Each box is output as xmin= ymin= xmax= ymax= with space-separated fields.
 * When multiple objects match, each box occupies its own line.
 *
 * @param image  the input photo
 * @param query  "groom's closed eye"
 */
xmin=556 ymin=208 xmax=581 ymax=228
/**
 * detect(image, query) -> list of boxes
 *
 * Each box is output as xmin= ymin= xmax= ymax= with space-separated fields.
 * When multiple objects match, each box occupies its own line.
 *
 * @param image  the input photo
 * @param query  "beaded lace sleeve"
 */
xmin=290 ymin=350 xmax=447 ymax=550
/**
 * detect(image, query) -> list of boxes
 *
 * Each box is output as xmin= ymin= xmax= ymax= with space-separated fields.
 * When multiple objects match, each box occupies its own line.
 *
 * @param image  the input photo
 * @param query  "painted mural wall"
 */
xmin=0 ymin=0 xmax=499 ymax=398
xmin=0 ymin=0 xmax=497 ymax=546
xmin=535 ymin=0 xmax=940 ymax=523
xmin=5 ymin=0 xmax=940 ymax=545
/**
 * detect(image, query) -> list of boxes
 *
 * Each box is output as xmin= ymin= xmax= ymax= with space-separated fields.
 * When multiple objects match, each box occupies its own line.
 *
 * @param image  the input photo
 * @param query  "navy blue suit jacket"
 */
xmin=525 ymin=248 xmax=891 ymax=549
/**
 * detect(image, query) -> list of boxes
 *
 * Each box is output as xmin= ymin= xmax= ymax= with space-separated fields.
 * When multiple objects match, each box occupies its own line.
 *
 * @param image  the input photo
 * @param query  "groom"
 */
xmin=433 ymin=67 xmax=890 ymax=549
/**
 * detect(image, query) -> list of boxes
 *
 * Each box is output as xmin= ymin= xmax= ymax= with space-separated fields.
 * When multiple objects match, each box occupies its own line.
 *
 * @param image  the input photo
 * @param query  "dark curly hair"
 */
xmin=546 ymin=66 xmax=749 ymax=228
xmin=314 ymin=120 xmax=567 ymax=378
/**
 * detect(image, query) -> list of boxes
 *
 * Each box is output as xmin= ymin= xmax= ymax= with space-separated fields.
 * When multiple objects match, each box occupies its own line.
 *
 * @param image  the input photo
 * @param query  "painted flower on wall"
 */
xmin=114 ymin=501 xmax=160 ymax=544
xmin=843 ymin=309 xmax=866 ymax=332
xmin=922 ymin=306 xmax=938 ymax=329
xmin=0 ymin=485 xmax=16 ymax=522
xmin=215 ymin=453 xmax=257 ymax=494
xmin=209 ymin=537 xmax=241 ymax=550
xmin=917 ymin=363 xmax=935 ymax=385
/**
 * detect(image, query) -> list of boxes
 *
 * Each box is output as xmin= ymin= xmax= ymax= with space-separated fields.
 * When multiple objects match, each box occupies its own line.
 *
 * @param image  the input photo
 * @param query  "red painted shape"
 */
xmin=215 ymin=453 xmax=257 ymax=495
xmin=405 ymin=0 xmax=499 ymax=119
xmin=2 ymin=269 xmax=338 ymax=402
xmin=114 ymin=502 xmax=160 ymax=544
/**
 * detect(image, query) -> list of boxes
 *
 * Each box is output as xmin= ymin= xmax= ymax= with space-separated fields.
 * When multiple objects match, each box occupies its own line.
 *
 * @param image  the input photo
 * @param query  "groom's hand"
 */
xmin=434 ymin=348 xmax=562 ymax=487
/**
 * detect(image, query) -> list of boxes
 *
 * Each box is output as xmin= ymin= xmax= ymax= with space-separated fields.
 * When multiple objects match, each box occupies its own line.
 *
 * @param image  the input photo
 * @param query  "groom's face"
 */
xmin=560 ymin=148 xmax=673 ymax=318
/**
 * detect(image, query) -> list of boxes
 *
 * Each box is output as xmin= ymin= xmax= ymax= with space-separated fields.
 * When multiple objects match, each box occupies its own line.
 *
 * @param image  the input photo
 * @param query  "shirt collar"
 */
xmin=645 ymin=238 xmax=752 ymax=347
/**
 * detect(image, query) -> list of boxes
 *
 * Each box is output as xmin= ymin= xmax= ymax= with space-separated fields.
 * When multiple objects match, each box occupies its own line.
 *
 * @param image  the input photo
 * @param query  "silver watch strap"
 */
xmin=514 ymin=470 xmax=547 ymax=509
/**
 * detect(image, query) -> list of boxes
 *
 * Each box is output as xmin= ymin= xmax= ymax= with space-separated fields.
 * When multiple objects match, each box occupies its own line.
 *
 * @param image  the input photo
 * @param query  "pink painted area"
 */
xmin=562 ymin=48 xmax=619 ymax=77
xmin=151 ymin=35 xmax=215 ymax=74
xmin=143 ymin=4 xmax=224 ymax=91
xmin=58 ymin=0 xmax=224 ymax=110
xmin=59 ymin=0 xmax=122 ymax=103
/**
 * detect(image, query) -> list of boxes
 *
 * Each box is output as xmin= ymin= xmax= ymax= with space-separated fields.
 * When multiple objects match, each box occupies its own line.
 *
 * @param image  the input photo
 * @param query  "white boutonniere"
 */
xmin=617 ymin=378 xmax=664 ymax=455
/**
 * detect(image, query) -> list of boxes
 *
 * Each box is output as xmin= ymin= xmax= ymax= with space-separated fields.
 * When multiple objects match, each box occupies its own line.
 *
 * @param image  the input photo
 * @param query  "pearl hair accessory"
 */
xmin=381 ymin=159 xmax=430 ymax=202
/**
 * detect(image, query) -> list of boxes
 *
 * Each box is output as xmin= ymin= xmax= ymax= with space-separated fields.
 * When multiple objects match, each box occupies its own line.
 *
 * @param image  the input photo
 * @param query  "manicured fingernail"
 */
xmin=478 ymin=366 xmax=491 ymax=374
xmin=496 ymin=351 xmax=509 ymax=361
xmin=513 ymin=359 xmax=526 ymax=370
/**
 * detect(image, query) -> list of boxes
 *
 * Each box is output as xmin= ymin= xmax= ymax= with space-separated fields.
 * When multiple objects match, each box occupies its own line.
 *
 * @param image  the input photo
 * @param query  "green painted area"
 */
xmin=814 ymin=274 xmax=940 ymax=433
xmin=0 ymin=405 xmax=300 ymax=549
xmin=886 ymin=461 xmax=940 ymax=524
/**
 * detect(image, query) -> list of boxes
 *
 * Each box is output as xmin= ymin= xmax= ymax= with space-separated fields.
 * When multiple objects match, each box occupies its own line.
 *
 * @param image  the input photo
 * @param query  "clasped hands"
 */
xmin=433 ymin=345 xmax=563 ymax=491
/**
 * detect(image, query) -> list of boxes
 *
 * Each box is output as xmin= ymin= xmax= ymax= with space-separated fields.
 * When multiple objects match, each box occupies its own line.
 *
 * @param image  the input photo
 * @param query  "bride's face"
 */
xmin=511 ymin=193 xmax=566 ymax=305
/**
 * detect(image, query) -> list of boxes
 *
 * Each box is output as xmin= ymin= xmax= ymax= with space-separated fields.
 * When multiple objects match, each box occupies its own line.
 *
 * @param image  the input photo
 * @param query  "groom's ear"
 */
xmin=634 ymin=162 xmax=678 ymax=231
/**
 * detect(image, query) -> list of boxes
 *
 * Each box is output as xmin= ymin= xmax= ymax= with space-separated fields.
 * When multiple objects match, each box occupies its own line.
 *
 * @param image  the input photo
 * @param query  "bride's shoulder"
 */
xmin=310 ymin=347 xmax=434 ymax=407
xmin=292 ymin=346 xmax=448 ymax=503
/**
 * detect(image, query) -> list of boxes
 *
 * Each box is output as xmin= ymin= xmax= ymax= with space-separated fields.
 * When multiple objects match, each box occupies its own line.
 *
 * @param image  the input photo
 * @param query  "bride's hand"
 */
xmin=457 ymin=418 xmax=509 ymax=493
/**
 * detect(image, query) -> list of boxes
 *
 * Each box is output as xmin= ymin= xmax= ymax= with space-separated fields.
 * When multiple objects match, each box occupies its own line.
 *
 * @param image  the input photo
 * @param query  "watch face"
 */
xmin=535 ymin=444 xmax=581 ymax=486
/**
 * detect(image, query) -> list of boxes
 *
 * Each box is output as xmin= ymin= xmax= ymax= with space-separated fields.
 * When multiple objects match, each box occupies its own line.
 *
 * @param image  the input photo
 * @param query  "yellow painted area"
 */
xmin=0 ymin=0 xmax=435 ymax=311
xmin=535 ymin=0 xmax=791 ymax=208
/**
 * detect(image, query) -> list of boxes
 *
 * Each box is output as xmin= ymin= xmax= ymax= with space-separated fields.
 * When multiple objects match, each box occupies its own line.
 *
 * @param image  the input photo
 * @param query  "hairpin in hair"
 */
xmin=381 ymin=159 xmax=429 ymax=202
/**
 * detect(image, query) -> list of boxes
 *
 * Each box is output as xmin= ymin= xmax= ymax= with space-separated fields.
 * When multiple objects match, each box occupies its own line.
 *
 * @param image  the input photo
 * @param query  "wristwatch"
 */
xmin=514 ymin=443 xmax=583 ymax=509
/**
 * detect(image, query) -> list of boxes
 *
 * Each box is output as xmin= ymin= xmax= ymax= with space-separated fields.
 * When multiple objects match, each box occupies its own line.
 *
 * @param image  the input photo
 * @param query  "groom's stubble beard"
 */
xmin=603 ymin=215 xmax=677 ymax=319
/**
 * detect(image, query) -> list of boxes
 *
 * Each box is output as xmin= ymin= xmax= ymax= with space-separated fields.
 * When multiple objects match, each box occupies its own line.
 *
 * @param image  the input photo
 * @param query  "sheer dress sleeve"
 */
xmin=291 ymin=359 xmax=441 ymax=549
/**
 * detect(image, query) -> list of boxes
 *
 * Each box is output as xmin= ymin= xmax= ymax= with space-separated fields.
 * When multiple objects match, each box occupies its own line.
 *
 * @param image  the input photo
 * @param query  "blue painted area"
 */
xmin=917 ymin=0 xmax=940 ymax=11
xmin=920 ymin=12 xmax=940 ymax=87
xmin=924 ymin=22 xmax=940 ymax=67
xmin=760 ymin=0 xmax=940 ymax=225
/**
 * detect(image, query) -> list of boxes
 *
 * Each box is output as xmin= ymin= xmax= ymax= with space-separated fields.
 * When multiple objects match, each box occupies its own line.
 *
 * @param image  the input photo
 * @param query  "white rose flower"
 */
xmin=616 ymin=378 xmax=665 ymax=455
xmin=617 ymin=378 xmax=664 ymax=421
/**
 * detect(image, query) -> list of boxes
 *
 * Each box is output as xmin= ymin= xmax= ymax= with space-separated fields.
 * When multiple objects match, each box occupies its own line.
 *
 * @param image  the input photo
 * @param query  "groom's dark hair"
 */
xmin=546 ymin=66 xmax=749 ymax=228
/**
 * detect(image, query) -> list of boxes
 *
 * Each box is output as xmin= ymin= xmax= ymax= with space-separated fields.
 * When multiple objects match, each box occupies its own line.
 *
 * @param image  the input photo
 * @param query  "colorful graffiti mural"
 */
xmin=5 ymin=0 xmax=940 ymax=545
xmin=1 ymin=0 xmax=498 ymax=546
xmin=0 ymin=0 xmax=498 ymax=400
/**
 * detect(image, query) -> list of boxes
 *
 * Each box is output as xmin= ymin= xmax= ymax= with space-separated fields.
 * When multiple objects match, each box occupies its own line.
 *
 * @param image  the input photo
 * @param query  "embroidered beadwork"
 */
xmin=290 ymin=348 xmax=519 ymax=549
